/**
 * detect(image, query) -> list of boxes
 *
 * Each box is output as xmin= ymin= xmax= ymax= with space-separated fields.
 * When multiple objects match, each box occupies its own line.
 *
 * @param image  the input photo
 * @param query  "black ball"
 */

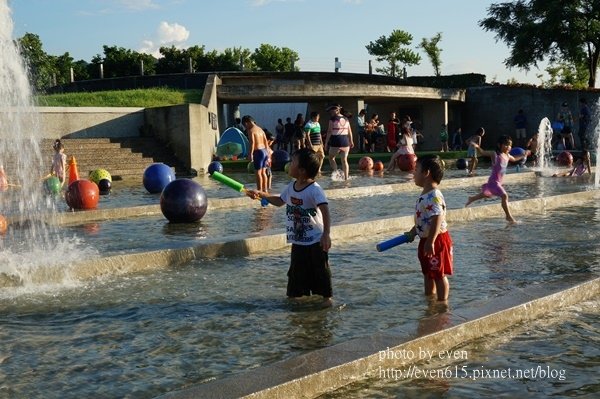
xmin=98 ymin=179 xmax=112 ymax=195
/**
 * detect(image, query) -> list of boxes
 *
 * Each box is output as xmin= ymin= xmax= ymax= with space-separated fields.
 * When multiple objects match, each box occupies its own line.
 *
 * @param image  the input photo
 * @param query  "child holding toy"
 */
xmin=404 ymin=154 xmax=453 ymax=301
xmin=246 ymin=148 xmax=333 ymax=307
xmin=465 ymin=135 xmax=529 ymax=223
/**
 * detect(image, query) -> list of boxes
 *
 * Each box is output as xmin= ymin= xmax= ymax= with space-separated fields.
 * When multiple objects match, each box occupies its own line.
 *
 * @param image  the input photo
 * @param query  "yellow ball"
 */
xmin=89 ymin=169 xmax=112 ymax=184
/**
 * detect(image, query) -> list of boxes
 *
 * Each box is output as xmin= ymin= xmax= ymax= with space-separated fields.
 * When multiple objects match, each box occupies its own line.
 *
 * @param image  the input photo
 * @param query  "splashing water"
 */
xmin=535 ymin=117 xmax=554 ymax=172
xmin=0 ymin=1 xmax=96 ymax=289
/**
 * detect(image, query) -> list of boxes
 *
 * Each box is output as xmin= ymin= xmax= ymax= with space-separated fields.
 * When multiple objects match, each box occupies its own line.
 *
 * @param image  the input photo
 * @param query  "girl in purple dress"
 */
xmin=465 ymin=135 xmax=529 ymax=223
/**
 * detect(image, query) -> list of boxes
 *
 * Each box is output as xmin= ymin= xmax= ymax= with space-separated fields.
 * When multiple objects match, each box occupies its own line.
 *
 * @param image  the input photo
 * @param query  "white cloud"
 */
xmin=138 ymin=21 xmax=190 ymax=58
xmin=118 ymin=0 xmax=160 ymax=11
xmin=157 ymin=21 xmax=189 ymax=44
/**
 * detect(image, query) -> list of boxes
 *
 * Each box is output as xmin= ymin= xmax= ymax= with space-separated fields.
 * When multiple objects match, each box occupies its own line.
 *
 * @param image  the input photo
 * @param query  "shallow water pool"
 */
xmin=0 ymin=204 xmax=598 ymax=398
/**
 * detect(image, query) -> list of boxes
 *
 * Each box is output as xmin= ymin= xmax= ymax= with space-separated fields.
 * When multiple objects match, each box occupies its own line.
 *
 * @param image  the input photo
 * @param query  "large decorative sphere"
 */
xmin=509 ymin=147 xmax=527 ymax=165
xmin=143 ymin=163 xmax=176 ymax=194
xmin=98 ymin=179 xmax=112 ymax=195
xmin=44 ymin=176 xmax=61 ymax=195
xmin=456 ymin=158 xmax=469 ymax=170
xmin=358 ymin=156 xmax=374 ymax=170
xmin=160 ymin=179 xmax=208 ymax=223
xmin=65 ymin=180 xmax=99 ymax=210
xmin=272 ymin=150 xmax=291 ymax=171
xmin=89 ymin=169 xmax=112 ymax=184
xmin=557 ymin=151 xmax=573 ymax=167
xmin=207 ymin=161 xmax=223 ymax=175
xmin=373 ymin=160 xmax=384 ymax=171
xmin=396 ymin=153 xmax=417 ymax=172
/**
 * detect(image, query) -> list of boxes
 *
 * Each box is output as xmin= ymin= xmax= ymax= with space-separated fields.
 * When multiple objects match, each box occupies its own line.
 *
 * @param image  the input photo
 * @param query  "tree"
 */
xmin=544 ymin=60 xmax=589 ymax=88
xmin=92 ymin=45 xmax=157 ymax=78
xmin=251 ymin=44 xmax=299 ymax=72
xmin=365 ymin=29 xmax=421 ymax=77
xmin=16 ymin=33 xmax=53 ymax=91
xmin=479 ymin=0 xmax=600 ymax=87
xmin=419 ymin=33 xmax=443 ymax=76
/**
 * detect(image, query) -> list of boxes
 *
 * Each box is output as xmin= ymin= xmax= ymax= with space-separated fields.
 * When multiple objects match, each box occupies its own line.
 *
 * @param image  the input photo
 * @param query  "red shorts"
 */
xmin=418 ymin=231 xmax=453 ymax=279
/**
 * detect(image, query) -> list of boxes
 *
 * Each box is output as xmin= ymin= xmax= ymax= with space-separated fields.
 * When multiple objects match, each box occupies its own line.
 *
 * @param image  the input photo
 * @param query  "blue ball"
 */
xmin=143 ymin=163 xmax=176 ymax=194
xmin=456 ymin=158 xmax=469 ymax=170
xmin=207 ymin=161 xmax=223 ymax=175
xmin=272 ymin=150 xmax=291 ymax=171
xmin=160 ymin=179 xmax=208 ymax=223
xmin=509 ymin=147 xmax=527 ymax=165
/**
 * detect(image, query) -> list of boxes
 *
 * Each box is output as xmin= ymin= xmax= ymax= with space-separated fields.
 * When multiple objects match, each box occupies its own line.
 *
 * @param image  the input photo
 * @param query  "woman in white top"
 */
xmin=324 ymin=104 xmax=354 ymax=180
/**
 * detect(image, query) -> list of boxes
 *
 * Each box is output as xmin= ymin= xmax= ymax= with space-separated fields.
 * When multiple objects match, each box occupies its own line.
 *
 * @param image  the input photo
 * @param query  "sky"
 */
xmin=8 ymin=0 xmax=548 ymax=84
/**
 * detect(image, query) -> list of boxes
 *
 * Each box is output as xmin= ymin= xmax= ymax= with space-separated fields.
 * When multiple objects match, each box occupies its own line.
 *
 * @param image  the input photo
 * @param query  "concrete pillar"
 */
xmin=140 ymin=59 xmax=144 ymax=76
xmin=70 ymin=67 xmax=74 ymax=83
xmin=100 ymin=63 xmax=104 ymax=79
xmin=188 ymin=57 xmax=193 ymax=73
xmin=334 ymin=57 xmax=340 ymax=73
xmin=368 ymin=60 xmax=372 ymax=75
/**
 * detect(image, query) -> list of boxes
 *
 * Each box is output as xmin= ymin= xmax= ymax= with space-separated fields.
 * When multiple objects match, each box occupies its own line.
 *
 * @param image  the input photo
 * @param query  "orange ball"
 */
xmin=373 ymin=160 xmax=384 ymax=171
xmin=358 ymin=156 xmax=374 ymax=170
xmin=0 ymin=215 xmax=7 ymax=235
xmin=65 ymin=180 xmax=100 ymax=210
xmin=396 ymin=153 xmax=417 ymax=172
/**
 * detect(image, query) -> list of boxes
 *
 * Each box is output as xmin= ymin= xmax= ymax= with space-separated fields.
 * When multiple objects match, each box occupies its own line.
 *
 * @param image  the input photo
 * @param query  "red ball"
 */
xmin=66 ymin=180 xmax=99 ymax=210
xmin=373 ymin=160 xmax=384 ymax=171
xmin=358 ymin=156 xmax=374 ymax=170
xmin=556 ymin=151 xmax=573 ymax=167
xmin=396 ymin=153 xmax=417 ymax=172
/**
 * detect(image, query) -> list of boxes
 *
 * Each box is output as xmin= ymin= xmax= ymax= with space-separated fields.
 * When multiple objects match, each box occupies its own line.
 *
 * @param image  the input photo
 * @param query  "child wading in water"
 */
xmin=246 ymin=148 xmax=333 ymax=307
xmin=406 ymin=154 xmax=453 ymax=302
xmin=50 ymin=139 xmax=67 ymax=187
xmin=465 ymin=135 xmax=529 ymax=223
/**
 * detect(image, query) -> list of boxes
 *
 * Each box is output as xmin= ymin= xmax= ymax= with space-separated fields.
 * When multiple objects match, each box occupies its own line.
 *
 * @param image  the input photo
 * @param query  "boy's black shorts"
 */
xmin=287 ymin=242 xmax=332 ymax=298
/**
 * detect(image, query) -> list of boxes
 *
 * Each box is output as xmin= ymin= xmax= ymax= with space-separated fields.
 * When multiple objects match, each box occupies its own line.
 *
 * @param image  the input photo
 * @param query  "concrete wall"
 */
xmin=465 ymin=86 xmax=600 ymax=148
xmin=37 ymin=106 xmax=144 ymax=139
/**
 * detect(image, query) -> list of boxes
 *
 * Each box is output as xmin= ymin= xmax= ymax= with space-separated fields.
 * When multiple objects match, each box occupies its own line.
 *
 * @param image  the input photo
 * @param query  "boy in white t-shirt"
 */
xmin=246 ymin=148 xmax=333 ymax=307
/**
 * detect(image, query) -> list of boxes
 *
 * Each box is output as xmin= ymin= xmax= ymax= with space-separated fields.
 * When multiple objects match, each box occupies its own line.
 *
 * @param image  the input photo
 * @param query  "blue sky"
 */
xmin=8 ymin=0 xmax=548 ymax=84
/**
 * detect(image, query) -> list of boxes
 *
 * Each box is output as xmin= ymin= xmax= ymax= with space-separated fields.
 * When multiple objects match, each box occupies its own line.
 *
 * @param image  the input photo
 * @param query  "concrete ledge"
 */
xmin=3 ymin=189 xmax=597 ymax=287
xmin=158 ymin=275 xmax=599 ymax=399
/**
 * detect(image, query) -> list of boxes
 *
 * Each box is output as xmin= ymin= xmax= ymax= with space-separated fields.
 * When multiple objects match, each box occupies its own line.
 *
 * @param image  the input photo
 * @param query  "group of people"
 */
xmin=356 ymin=111 xmax=424 ymax=154
xmin=237 ymin=101 xmax=597 ymax=310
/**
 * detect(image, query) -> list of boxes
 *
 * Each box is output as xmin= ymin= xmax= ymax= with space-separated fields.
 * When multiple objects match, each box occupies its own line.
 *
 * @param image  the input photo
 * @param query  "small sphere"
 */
xmin=509 ymin=147 xmax=527 ymax=165
xmin=556 ymin=151 xmax=573 ymax=167
xmin=160 ymin=179 xmax=208 ymax=223
xmin=0 ymin=214 xmax=7 ymax=235
xmin=284 ymin=162 xmax=291 ymax=175
xmin=247 ymin=161 xmax=256 ymax=174
xmin=358 ymin=156 xmax=374 ymax=171
xmin=456 ymin=158 xmax=469 ymax=170
xmin=272 ymin=150 xmax=291 ymax=171
xmin=396 ymin=153 xmax=417 ymax=172
xmin=373 ymin=160 xmax=384 ymax=171
xmin=65 ymin=180 xmax=99 ymax=210
xmin=98 ymin=179 xmax=112 ymax=195
xmin=143 ymin=163 xmax=176 ymax=194
xmin=88 ymin=169 xmax=112 ymax=184
xmin=207 ymin=161 xmax=223 ymax=175
xmin=44 ymin=176 xmax=61 ymax=195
